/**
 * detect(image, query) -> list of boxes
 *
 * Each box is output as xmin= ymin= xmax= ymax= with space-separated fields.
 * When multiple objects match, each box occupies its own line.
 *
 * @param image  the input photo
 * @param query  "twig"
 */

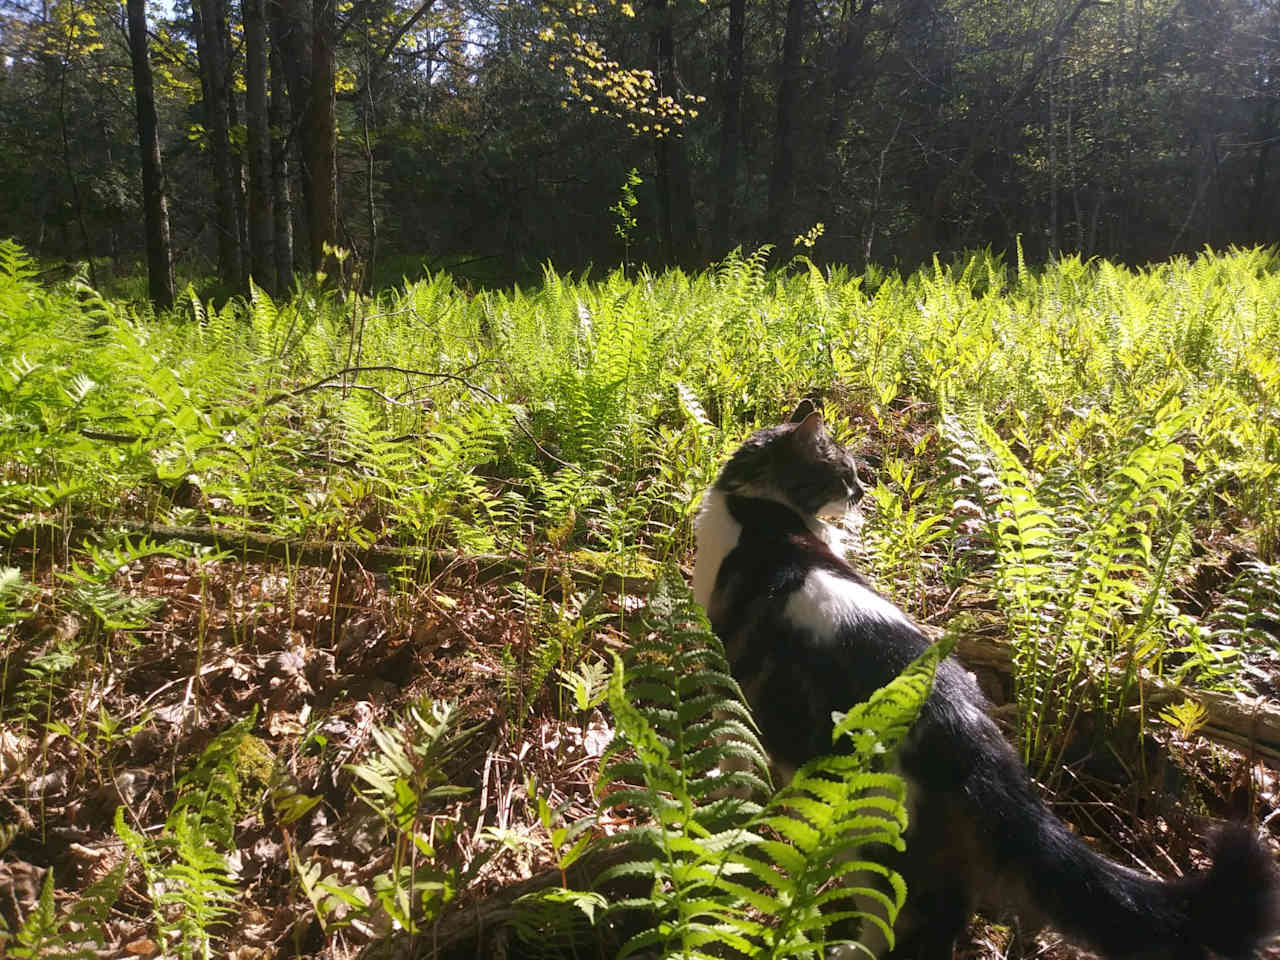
xmin=261 ymin=364 xmax=582 ymax=471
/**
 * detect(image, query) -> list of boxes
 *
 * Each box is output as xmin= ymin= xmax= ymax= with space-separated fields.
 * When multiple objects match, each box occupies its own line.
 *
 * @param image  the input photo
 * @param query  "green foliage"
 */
xmin=115 ymin=716 xmax=257 ymax=959
xmin=345 ymin=696 xmax=481 ymax=932
xmin=1 ymin=863 xmax=127 ymax=959
xmin=0 ymin=566 xmax=32 ymax=632
xmin=943 ymin=390 xmax=1240 ymax=776
xmin=612 ymin=167 xmax=642 ymax=263
xmin=57 ymin=536 xmax=192 ymax=633
xmin=5 ymin=242 xmax=1280 ymax=951
xmin=1157 ymin=698 xmax=1209 ymax=739
xmin=595 ymin=570 xmax=942 ymax=958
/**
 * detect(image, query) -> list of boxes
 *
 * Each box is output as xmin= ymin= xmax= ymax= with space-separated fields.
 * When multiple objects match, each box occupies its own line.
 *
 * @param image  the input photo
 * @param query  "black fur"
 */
xmin=699 ymin=416 xmax=1279 ymax=960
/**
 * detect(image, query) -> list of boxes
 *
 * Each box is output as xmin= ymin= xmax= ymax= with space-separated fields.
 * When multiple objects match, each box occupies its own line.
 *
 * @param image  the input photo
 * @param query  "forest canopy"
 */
xmin=0 ymin=0 xmax=1277 ymax=293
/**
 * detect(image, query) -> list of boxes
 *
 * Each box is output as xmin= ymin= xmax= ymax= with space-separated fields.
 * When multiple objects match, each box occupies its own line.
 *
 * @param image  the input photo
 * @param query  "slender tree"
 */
xmin=766 ymin=0 xmax=806 ymax=251
xmin=311 ymin=0 xmax=339 ymax=275
xmin=125 ymin=0 xmax=175 ymax=308
xmin=268 ymin=23 xmax=295 ymax=290
xmin=712 ymin=0 xmax=745 ymax=254
xmin=196 ymin=0 xmax=244 ymax=286
xmin=649 ymin=0 xmax=699 ymax=265
xmin=245 ymin=0 xmax=276 ymax=291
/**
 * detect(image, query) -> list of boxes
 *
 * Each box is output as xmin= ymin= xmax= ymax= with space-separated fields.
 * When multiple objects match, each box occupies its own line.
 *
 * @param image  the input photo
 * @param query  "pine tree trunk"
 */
xmin=268 ymin=29 xmax=295 ymax=291
xmin=196 ymin=0 xmax=243 ymax=286
xmin=712 ymin=0 xmax=745 ymax=255
xmin=245 ymin=0 xmax=276 ymax=292
xmin=310 ymin=0 xmax=339 ymax=276
xmin=125 ymin=0 xmax=175 ymax=309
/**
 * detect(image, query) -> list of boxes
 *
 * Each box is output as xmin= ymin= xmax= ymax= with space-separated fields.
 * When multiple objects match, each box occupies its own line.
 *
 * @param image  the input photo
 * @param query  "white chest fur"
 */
xmin=782 ymin=568 xmax=912 ymax=641
xmin=692 ymin=488 xmax=741 ymax=610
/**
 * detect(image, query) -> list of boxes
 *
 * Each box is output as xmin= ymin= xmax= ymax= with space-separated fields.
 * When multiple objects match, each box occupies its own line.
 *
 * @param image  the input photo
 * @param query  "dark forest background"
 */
xmin=1 ymin=0 xmax=1278 ymax=299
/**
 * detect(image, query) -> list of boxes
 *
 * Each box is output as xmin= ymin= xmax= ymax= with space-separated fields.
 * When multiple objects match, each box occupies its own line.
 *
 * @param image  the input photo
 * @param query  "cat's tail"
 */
xmin=1019 ymin=815 xmax=1279 ymax=959
xmin=920 ymin=666 xmax=1280 ymax=958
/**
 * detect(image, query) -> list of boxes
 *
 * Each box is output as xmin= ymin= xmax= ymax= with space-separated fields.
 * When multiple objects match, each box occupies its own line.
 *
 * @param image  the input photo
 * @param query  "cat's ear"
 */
xmin=793 ymin=410 xmax=825 ymax=446
xmin=788 ymin=399 xmax=817 ymax=424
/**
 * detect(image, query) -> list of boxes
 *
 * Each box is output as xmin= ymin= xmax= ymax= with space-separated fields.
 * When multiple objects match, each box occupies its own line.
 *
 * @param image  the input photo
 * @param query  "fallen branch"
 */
xmin=4 ymin=518 xmax=653 ymax=595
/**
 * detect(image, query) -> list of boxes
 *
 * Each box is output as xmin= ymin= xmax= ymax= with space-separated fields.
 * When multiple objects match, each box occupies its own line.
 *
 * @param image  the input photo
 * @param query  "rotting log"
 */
xmin=950 ymin=630 xmax=1280 ymax=767
xmin=4 ymin=519 xmax=651 ymax=595
xmin=9 ymin=518 xmax=1279 ymax=764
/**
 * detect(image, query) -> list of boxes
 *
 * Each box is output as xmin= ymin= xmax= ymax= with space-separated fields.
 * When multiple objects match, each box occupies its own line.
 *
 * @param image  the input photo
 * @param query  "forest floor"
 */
xmin=5 ymin=498 xmax=1279 ymax=959
xmin=4 ymin=246 xmax=1280 ymax=957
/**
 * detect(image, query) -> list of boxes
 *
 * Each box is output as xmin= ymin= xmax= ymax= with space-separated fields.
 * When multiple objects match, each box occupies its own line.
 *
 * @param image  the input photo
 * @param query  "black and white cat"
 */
xmin=693 ymin=407 xmax=1278 ymax=960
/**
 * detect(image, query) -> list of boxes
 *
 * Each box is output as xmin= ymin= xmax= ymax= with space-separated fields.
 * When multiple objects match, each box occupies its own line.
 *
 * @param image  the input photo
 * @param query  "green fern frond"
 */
xmin=596 ymin=570 xmax=943 ymax=958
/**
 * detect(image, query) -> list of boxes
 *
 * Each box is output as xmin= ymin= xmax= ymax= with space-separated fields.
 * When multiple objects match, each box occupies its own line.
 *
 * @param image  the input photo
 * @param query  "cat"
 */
xmin=692 ymin=406 xmax=1278 ymax=960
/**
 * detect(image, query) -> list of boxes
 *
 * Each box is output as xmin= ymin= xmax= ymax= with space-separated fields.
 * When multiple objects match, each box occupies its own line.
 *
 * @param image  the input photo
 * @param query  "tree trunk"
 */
xmin=649 ymin=0 xmax=698 ymax=267
xmin=272 ymin=0 xmax=314 ymax=251
xmin=245 ymin=0 xmax=276 ymax=292
xmin=816 ymin=0 xmax=874 ymax=231
xmin=311 ymin=0 xmax=339 ymax=276
xmin=712 ymin=0 xmax=745 ymax=255
xmin=196 ymin=0 xmax=244 ymax=286
xmin=126 ymin=0 xmax=175 ymax=309
xmin=269 ymin=28 xmax=296 ymax=291
xmin=767 ymin=0 xmax=806 ymax=252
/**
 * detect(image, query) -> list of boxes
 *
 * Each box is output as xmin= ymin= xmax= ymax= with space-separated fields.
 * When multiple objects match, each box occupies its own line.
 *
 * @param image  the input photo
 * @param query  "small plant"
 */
xmin=345 ymin=696 xmax=484 ymax=933
xmin=115 ymin=716 xmax=257 ymax=959
xmin=861 ymin=450 xmax=949 ymax=613
xmin=0 ymin=566 xmax=31 ymax=632
xmin=793 ymin=221 xmax=825 ymax=249
xmin=1 ymin=862 xmax=128 ymax=958
xmin=611 ymin=167 xmax=642 ymax=266
xmin=557 ymin=656 xmax=611 ymax=715
xmin=1157 ymin=699 xmax=1209 ymax=740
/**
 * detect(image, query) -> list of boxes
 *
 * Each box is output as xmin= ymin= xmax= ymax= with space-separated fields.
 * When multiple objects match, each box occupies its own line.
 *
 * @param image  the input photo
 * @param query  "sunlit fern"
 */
xmin=596 ymin=570 xmax=941 ymax=958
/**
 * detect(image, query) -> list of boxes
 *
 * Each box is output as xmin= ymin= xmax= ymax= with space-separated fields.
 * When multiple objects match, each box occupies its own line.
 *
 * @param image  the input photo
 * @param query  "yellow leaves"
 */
xmin=793 ymin=222 xmax=826 ymax=249
xmin=42 ymin=0 xmax=107 ymax=58
xmin=532 ymin=11 xmax=705 ymax=136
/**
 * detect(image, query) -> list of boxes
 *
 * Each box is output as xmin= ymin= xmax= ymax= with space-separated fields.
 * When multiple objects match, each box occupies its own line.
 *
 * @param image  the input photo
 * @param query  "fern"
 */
xmin=56 ymin=536 xmax=192 ymax=633
xmin=0 ymin=566 xmax=32 ymax=631
xmin=345 ymin=696 xmax=481 ymax=933
xmin=596 ymin=570 xmax=940 ymax=958
xmin=944 ymin=392 xmax=1222 ymax=775
xmin=2 ymin=862 xmax=127 ymax=959
xmin=114 ymin=717 xmax=256 ymax=959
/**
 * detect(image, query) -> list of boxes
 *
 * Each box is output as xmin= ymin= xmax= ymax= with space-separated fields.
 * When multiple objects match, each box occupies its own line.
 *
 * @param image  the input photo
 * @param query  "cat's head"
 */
xmin=715 ymin=405 xmax=865 ymax=519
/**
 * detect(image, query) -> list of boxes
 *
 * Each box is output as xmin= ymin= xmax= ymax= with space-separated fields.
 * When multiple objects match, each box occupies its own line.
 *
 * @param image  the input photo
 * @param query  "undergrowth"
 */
xmin=4 ymin=237 xmax=1280 ymax=954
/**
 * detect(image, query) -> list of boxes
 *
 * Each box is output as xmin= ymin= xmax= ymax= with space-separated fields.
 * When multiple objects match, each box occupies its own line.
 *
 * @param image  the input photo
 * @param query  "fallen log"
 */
xmin=9 ymin=517 xmax=1280 ymax=764
xmin=4 ymin=518 xmax=653 ymax=594
xmin=951 ymin=630 xmax=1280 ymax=766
